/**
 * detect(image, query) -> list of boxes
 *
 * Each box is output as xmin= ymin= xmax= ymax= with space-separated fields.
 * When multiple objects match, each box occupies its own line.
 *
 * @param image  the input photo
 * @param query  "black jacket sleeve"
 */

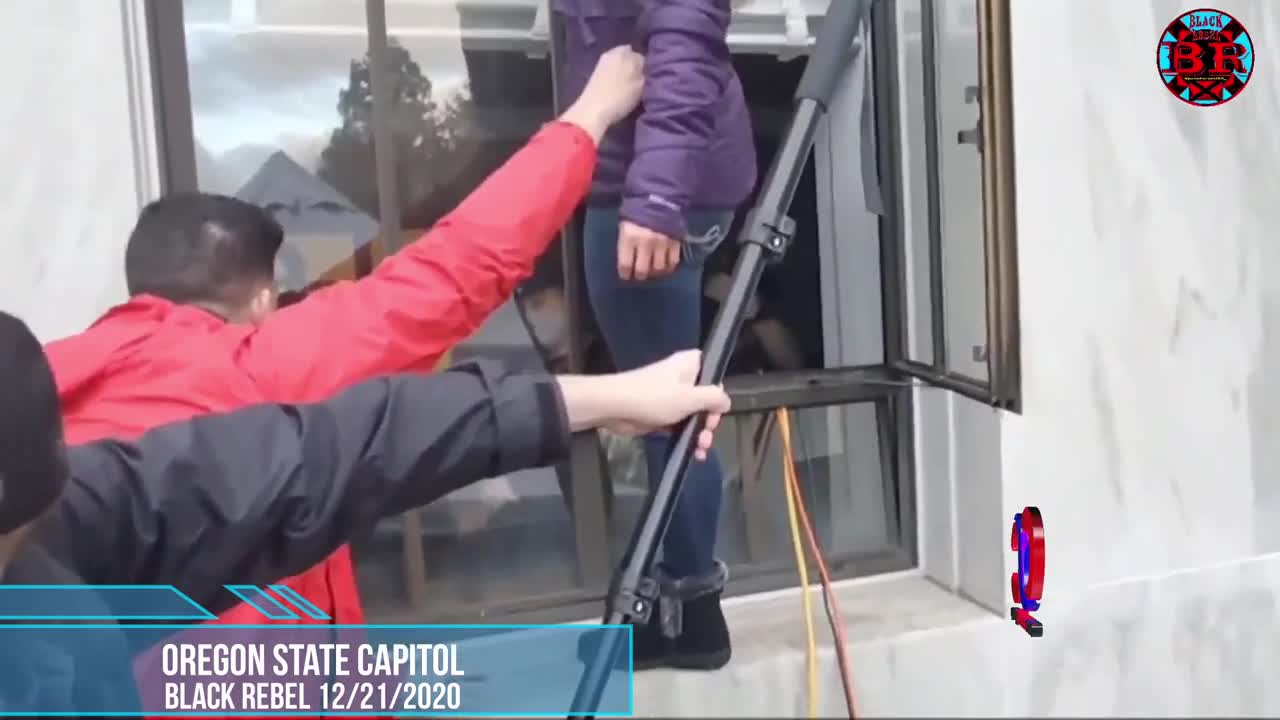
xmin=45 ymin=360 xmax=570 ymax=613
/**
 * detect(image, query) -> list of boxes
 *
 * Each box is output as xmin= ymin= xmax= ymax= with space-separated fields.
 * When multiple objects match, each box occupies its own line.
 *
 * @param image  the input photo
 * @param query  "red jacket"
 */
xmin=43 ymin=121 xmax=595 ymax=719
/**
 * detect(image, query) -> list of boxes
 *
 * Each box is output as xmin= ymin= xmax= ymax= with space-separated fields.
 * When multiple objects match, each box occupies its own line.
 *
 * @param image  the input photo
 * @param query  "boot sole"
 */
xmin=634 ymin=648 xmax=731 ymax=672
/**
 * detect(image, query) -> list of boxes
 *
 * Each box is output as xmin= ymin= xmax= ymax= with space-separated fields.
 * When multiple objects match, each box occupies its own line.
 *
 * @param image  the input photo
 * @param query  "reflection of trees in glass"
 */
xmin=318 ymin=40 xmax=480 ymax=230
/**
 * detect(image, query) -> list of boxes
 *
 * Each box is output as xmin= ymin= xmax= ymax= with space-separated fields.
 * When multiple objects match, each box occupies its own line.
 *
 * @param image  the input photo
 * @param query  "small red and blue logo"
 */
xmin=1010 ymin=506 xmax=1045 ymax=637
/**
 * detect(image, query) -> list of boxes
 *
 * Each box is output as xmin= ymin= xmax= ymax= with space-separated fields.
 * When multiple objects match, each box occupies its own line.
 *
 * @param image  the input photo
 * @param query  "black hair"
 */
xmin=0 ymin=312 xmax=67 ymax=534
xmin=124 ymin=192 xmax=284 ymax=308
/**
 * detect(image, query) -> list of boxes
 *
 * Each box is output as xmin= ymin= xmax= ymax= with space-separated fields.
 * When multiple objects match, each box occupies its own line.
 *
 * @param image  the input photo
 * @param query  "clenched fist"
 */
xmin=617 ymin=221 xmax=681 ymax=281
xmin=559 ymin=46 xmax=645 ymax=143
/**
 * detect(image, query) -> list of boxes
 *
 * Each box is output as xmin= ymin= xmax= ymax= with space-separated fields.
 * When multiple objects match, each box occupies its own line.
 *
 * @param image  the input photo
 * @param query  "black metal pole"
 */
xmin=567 ymin=2 xmax=871 ymax=715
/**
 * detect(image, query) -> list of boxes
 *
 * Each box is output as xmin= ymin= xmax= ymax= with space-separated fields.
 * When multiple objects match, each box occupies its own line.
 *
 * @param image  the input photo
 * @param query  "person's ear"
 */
xmin=0 ymin=524 xmax=35 ymax=575
xmin=246 ymin=286 xmax=278 ymax=325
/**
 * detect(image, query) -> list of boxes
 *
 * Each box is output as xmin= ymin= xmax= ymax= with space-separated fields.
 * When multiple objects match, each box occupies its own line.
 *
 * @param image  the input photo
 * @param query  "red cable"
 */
xmin=782 ymin=412 xmax=859 ymax=719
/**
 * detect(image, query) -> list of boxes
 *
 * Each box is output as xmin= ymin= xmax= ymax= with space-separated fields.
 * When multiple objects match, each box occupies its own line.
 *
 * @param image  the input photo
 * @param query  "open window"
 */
xmin=144 ymin=0 xmax=1018 ymax=622
xmin=551 ymin=0 xmax=917 ymax=601
xmin=877 ymin=0 xmax=1022 ymax=412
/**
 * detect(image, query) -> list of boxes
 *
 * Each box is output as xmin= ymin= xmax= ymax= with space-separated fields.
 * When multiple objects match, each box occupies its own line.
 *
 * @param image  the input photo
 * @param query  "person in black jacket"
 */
xmin=0 ymin=308 xmax=727 ymax=603
xmin=0 ymin=309 xmax=728 ymax=714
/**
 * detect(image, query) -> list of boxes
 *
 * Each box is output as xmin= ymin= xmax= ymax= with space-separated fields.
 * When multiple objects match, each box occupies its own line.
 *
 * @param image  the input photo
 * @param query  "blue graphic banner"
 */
xmin=0 ymin=623 xmax=634 ymax=716
xmin=0 ymin=585 xmax=214 ymax=620
xmin=264 ymin=584 xmax=330 ymax=620
xmin=223 ymin=585 xmax=303 ymax=620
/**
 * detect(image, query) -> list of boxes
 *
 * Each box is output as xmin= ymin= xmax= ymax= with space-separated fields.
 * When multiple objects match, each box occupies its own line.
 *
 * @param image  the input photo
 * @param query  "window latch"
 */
xmin=527 ymin=0 xmax=551 ymax=58
xmin=956 ymin=84 xmax=983 ymax=151
xmin=777 ymin=0 xmax=811 ymax=61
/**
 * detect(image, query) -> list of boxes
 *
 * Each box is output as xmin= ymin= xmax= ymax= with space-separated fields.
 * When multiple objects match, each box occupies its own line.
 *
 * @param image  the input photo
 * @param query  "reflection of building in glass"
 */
xmin=235 ymin=151 xmax=379 ymax=291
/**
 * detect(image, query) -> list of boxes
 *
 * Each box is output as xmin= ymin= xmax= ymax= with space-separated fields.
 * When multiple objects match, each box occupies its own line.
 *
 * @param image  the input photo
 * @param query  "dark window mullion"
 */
xmin=919 ymin=0 xmax=949 ymax=370
xmin=146 ymin=0 xmax=198 ymax=193
xmin=870 ymin=0 xmax=909 ymax=368
xmin=547 ymin=10 xmax=613 ymax=593
xmin=365 ymin=0 xmax=432 ymax=611
xmin=889 ymin=386 xmax=918 ymax=558
xmin=865 ymin=0 xmax=918 ymax=565
xmin=364 ymin=0 xmax=404 ymax=255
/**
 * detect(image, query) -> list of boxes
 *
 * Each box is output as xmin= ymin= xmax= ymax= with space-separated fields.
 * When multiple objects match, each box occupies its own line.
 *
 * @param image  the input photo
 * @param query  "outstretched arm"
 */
xmin=45 ymin=348 xmax=728 ymax=613
xmin=246 ymin=121 xmax=598 ymax=402
xmin=53 ymin=362 xmax=569 ymax=612
xmin=245 ymin=49 xmax=645 ymax=402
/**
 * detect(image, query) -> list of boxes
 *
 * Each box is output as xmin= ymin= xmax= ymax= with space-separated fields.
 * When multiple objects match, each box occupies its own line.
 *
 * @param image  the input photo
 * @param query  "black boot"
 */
xmin=577 ymin=562 xmax=732 ymax=672
xmin=648 ymin=561 xmax=731 ymax=671
xmin=625 ymin=616 xmax=671 ymax=671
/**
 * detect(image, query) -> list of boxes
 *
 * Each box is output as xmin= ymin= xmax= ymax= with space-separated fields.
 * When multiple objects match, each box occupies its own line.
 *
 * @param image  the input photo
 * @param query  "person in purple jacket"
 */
xmin=553 ymin=0 xmax=757 ymax=672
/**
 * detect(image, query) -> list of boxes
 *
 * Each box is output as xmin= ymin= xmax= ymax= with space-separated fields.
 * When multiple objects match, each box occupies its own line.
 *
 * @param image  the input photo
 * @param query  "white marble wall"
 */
xmin=641 ymin=555 xmax=1280 ymax=717
xmin=0 ymin=0 xmax=158 ymax=343
xmin=1001 ymin=0 xmax=1280 ymax=592
xmin=645 ymin=0 xmax=1280 ymax=716
xmin=948 ymin=0 xmax=1280 ymax=714
xmin=648 ymin=574 xmax=1280 ymax=717
xmin=916 ymin=0 xmax=1280 ymax=614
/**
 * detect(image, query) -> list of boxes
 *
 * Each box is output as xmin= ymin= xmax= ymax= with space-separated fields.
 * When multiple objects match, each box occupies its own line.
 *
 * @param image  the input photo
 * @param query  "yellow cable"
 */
xmin=778 ymin=408 xmax=819 ymax=719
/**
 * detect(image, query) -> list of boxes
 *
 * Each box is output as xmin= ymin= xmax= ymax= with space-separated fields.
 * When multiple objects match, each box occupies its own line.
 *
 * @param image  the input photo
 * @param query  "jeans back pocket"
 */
xmin=682 ymin=212 xmax=734 ymax=266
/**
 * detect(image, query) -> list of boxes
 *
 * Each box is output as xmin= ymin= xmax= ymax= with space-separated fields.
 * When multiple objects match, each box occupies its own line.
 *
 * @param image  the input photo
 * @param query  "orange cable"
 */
xmin=777 ymin=408 xmax=860 ymax=719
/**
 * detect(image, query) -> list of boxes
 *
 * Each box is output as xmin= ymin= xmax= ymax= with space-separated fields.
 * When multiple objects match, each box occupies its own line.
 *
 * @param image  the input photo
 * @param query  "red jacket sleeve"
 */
xmin=244 ymin=120 xmax=597 ymax=402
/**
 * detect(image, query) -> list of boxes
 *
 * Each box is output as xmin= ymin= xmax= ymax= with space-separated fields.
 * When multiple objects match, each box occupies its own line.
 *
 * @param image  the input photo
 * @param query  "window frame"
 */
xmin=145 ymin=0 xmax=198 ymax=192
xmin=878 ymin=0 xmax=1023 ymax=413
xmin=542 ymin=5 xmax=919 ymax=617
xmin=140 ymin=0 xmax=974 ymax=622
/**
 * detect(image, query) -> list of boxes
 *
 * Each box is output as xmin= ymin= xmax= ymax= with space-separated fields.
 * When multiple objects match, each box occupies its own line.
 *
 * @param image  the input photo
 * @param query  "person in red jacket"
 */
xmin=41 ymin=46 xmax=644 ymax=720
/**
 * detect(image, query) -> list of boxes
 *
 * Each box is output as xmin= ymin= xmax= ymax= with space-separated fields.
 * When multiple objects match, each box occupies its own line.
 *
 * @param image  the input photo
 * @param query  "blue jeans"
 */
xmin=582 ymin=205 xmax=733 ymax=580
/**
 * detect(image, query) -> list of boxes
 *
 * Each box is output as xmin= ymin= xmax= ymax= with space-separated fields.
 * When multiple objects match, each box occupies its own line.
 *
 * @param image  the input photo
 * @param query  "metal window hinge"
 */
xmin=777 ymin=0 xmax=811 ymax=61
xmin=956 ymin=84 xmax=983 ymax=151
xmin=527 ymin=0 xmax=551 ymax=58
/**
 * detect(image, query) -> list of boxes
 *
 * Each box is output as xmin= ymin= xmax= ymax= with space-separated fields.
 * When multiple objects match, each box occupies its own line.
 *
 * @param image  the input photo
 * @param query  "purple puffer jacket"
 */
xmin=552 ymin=0 xmax=757 ymax=242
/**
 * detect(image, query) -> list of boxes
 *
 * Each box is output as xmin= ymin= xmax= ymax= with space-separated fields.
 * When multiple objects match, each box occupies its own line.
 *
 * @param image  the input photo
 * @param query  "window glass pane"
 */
xmin=896 ymin=1 xmax=938 ymax=364
xmin=720 ymin=404 xmax=892 ymax=569
xmin=180 ymin=1 xmax=584 ymax=619
xmin=600 ymin=402 xmax=892 ymax=579
xmin=929 ymin=0 xmax=989 ymax=380
xmin=359 ymin=8 xmax=581 ymax=620
xmin=183 ymin=3 xmax=384 ymax=294
xmin=175 ymin=0 xmax=909 ymax=620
